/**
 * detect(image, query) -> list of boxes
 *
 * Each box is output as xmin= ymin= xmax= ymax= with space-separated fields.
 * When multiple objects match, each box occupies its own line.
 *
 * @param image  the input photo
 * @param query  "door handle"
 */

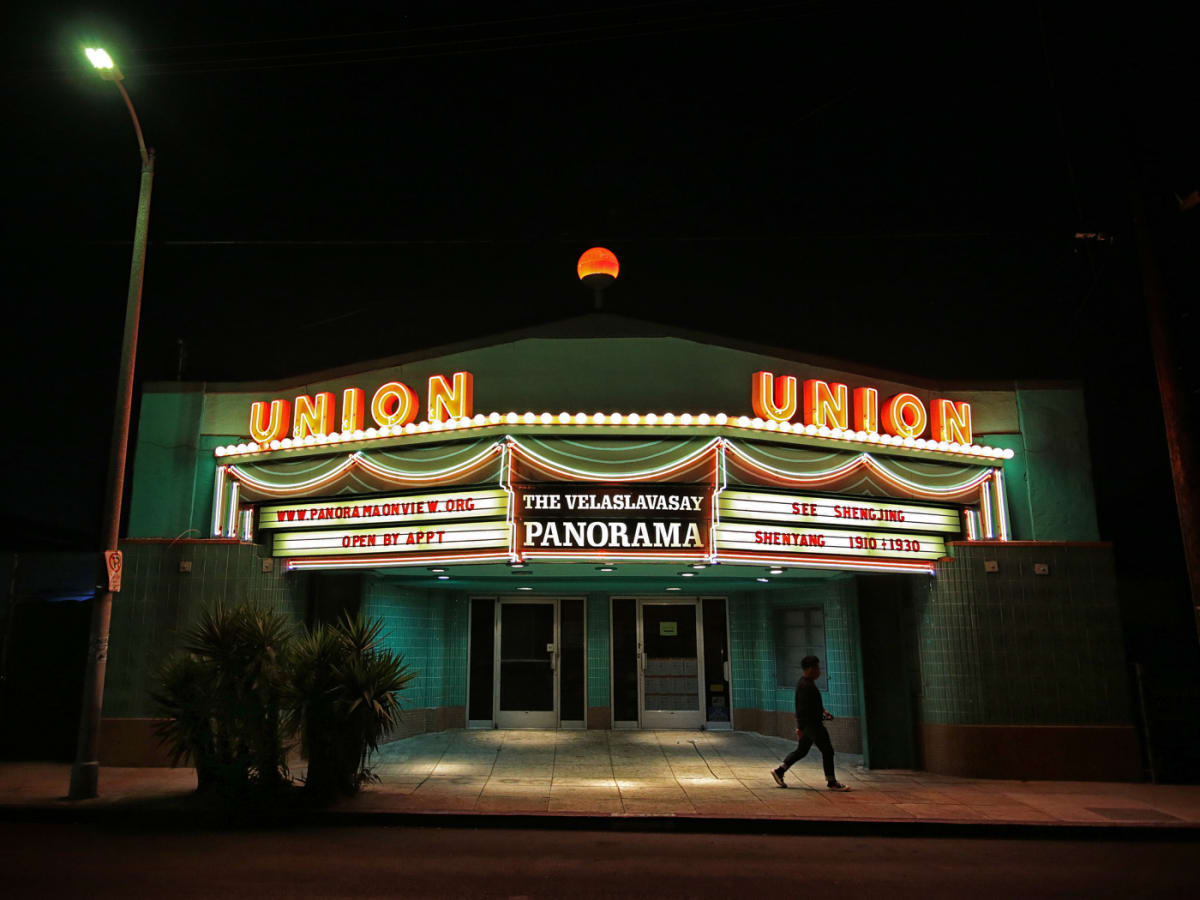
xmin=723 ymin=660 xmax=730 ymax=683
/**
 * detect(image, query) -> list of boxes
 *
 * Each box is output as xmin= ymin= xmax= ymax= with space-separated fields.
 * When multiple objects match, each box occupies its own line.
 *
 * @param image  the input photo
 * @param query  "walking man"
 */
xmin=771 ymin=655 xmax=850 ymax=791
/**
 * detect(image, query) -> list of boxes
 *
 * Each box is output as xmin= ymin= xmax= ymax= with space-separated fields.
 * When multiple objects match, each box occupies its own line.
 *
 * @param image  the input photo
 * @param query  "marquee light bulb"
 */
xmin=627 ymin=413 xmax=641 ymax=424
xmin=540 ymin=412 xmax=553 ymax=424
xmin=696 ymin=413 xmax=709 ymax=425
xmin=488 ymin=412 xmax=501 ymax=424
xmin=715 ymin=413 xmax=728 ymax=425
xmin=645 ymin=413 xmax=658 ymax=425
xmin=575 ymin=412 xmax=587 ymax=424
xmin=663 ymin=412 xmax=676 ymax=424
xmin=610 ymin=413 xmax=623 ymax=424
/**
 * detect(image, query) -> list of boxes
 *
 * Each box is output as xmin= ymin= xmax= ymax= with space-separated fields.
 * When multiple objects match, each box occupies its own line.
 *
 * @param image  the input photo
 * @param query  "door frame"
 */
xmin=494 ymin=596 xmax=559 ymax=729
xmin=637 ymin=596 xmax=707 ymax=730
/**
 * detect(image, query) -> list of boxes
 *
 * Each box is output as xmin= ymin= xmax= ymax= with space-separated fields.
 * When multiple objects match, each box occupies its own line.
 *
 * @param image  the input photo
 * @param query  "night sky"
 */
xmin=4 ymin=3 xmax=1197 ymax=649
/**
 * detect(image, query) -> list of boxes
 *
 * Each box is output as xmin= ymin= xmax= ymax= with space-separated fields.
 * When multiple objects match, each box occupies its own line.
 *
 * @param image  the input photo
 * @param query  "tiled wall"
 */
xmin=586 ymin=593 xmax=611 ymax=708
xmin=728 ymin=579 xmax=861 ymax=720
xmin=913 ymin=542 xmax=1131 ymax=726
xmin=104 ymin=539 xmax=307 ymax=718
xmin=360 ymin=577 xmax=468 ymax=712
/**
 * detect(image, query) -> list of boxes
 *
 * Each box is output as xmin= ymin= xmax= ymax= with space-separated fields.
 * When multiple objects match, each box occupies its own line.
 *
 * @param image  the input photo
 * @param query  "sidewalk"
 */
xmin=3 ymin=730 xmax=1198 ymax=831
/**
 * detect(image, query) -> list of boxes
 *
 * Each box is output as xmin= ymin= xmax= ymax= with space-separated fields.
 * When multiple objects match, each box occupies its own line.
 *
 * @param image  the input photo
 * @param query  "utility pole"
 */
xmin=1132 ymin=189 xmax=1200 ymax=642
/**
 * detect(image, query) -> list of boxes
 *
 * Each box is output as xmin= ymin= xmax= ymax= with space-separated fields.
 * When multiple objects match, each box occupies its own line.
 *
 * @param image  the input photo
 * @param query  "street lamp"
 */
xmin=69 ymin=47 xmax=155 ymax=801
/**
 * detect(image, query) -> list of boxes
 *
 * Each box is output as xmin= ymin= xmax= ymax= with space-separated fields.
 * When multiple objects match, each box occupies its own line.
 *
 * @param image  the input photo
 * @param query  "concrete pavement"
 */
xmin=2 ymin=729 xmax=1198 ymax=830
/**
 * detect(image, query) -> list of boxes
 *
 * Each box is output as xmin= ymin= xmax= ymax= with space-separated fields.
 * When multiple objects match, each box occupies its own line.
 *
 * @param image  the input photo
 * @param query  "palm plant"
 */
xmin=290 ymin=612 xmax=415 ymax=797
xmin=153 ymin=603 xmax=294 ymax=795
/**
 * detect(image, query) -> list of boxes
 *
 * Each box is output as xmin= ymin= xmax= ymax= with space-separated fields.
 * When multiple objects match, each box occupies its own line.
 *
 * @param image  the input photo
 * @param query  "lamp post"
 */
xmin=69 ymin=47 xmax=155 ymax=800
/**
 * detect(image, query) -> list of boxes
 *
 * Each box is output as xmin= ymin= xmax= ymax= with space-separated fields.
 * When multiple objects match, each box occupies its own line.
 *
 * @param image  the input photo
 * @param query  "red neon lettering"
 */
xmin=249 ymin=399 xmax=290 ymax=444
xmin=371 ymin=382 xmax=418 ymax=428
xmin=853 ymin=386 xmax=879 ymax=433
xmin=427 ymin=371 xmax=474 ymax=423
xmin=931 ymin=398 xmax=973 ymax=445
xmin=882 ymin=393 xmax=928 ymax=439
xmin=293 ymin=392 xmax=334 ymax=440
xmin=803 ymin=380 xmax=849 ymax=430
xmin=342 ymin=387 xmax=365 ymax=433
xmin=751 ymin=372 xmax=798 ymax=422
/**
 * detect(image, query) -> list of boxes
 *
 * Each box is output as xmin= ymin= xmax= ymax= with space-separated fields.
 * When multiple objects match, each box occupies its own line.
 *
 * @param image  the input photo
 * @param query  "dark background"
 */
xmin=2 ymin=2 xmax=1196 ymax=771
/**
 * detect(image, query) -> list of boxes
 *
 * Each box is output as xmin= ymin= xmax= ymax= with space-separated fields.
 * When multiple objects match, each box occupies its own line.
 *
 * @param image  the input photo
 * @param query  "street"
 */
xmin=2 ymin=822 xmax=1195 ymax=898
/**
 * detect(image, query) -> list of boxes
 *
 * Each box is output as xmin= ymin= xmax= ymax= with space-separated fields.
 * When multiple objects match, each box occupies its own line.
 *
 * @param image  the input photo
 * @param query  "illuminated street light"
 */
xmin=69 ymin=45 xmax=155 ymax=801
xmin=85 ymin=47 xmax=121 ymax=78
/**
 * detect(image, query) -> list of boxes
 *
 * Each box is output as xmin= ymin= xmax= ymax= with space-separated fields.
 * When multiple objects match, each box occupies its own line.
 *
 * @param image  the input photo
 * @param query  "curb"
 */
xmin=3 ymin=804 xmax=1198 ymax=841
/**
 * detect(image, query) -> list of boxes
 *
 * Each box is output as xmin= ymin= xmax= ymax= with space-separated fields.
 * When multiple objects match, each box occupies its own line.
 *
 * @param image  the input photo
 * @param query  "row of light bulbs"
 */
xmin=213 ymin=411 xmax=1015 ymax=460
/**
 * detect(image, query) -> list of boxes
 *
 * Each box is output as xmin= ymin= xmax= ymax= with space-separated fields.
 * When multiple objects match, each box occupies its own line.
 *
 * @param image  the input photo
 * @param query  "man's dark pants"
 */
xmin=780 ymin=723 xmax=836 ymax=782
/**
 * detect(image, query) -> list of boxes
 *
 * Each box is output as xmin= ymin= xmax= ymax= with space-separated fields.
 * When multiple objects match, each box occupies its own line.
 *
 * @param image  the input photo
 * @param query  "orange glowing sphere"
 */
xmin=577 ymin=247 xmax=619 ymax=282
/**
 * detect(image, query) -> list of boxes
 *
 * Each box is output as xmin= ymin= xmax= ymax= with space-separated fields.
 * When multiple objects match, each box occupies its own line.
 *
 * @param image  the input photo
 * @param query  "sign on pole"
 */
xmin=104 ymin=550 xmax=122 ymax=592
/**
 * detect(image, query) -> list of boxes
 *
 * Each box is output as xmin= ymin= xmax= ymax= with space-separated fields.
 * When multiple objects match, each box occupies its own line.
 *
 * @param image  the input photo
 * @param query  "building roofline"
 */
xmin=143 ymin=312 xmax=1082 ymax=395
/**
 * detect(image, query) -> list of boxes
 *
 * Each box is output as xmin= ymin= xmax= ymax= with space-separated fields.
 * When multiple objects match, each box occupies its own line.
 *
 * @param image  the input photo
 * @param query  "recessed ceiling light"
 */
xmin=666 ymin=586 xmax=681 ymax=591
xmin=517 ymin=586 xmax=533 ymax=591
xmin=510 ymin=563 xmax=524 ymax=568
xmin=680 ymin=572 xmax=695 ymax=577
xmin=691 ymin=564 xmax=707 ymax=569
xmin=597 ymin=566 xmax=615 ymax=572
xmin=769 ymin=568 xmax=784 ymax=575
xmin=756 ymin=577 xmax=769 ymax=583
xmin=429 ymin=567 xmax=446 ymax=573
xmin=436 ymin=575 xmax=450 ymax=580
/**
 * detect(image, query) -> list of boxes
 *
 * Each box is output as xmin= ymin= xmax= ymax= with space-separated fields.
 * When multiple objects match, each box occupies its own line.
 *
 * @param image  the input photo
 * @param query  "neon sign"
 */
xmin=231 ymin=369 xmax=993 ymax=461
xmin=715 ymin=521 xmax=947 ymax=561
xmin=718 ymin=489 xmax=961 ymax=534
xmin=248 ymin=371 xmax=474 ymax=442
xmin=752 ymin=373 xmax=973 ymax=445
xmin=518 ymin=484 xmax=709 ymax=556
xmin=258 ymin=488 xmax=508 ymax=531
xmin=272 ymin=520 xmax=511 ymax=558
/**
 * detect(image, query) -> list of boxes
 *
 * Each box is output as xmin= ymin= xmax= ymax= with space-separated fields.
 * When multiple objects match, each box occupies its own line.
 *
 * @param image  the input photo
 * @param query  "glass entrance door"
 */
xmin=495 ymin=599 xmax=558 ymax=728
xmin=639 ymin=599 xmax=705 ymax=729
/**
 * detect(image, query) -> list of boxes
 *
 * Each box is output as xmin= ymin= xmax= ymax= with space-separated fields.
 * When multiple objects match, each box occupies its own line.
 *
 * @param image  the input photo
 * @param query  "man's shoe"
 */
xmin=827 ymin=781 xmax=850 ymax=791
xmin=771 ymin=768 xmax=787 ymax=788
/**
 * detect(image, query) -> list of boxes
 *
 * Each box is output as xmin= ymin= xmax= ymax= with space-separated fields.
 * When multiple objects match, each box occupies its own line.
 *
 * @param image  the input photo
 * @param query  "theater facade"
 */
xmin=103 ymin=315 xmax=1139 ymax=781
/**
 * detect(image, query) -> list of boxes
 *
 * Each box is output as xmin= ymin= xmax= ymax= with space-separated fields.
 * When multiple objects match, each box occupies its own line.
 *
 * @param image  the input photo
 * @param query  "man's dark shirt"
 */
xmin=794 ymin=675 xmax=826 ymax=729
